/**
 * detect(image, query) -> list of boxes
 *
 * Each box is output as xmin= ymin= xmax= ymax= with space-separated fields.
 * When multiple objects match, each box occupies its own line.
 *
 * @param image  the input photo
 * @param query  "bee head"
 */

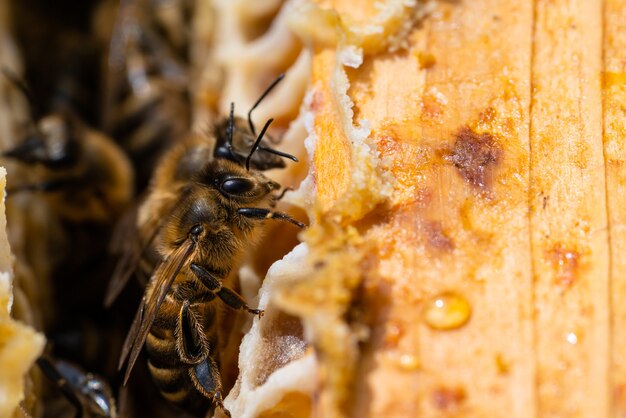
xmin=3 ymin=112 xmax=80 ymax=169
xmin=196 ymin=158 xmax=280 ymax=205
xmin=212 ymin=74 xmax=298 ymax=171
xmin=1 ymin=69 xmax=80 ymax=169
xmin=213 ymin=115 xmax=287 ymax=171
xmin=160 ymin=159 xmax=280 ymax=247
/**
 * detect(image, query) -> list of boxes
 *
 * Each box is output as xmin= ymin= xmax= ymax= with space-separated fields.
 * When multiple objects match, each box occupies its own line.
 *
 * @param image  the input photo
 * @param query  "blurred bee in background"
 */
xmin=1 ymin=63 xmax=134 ymax=414
xmin=110 ymin=75 xmax=304 ymax=417
xmin=2 ymin=4 xmax=134 ymax=417
xmin=1 ymin=68 xmax=135 ymax=388
xmin=4 ymin=0 xmax=135 ymax=247
xmin=3 ymin=1 xmax=203 ymax=417
xmin=103 ymin=0 xmax=193 ymax=191
xmin=1 ymin=68 xmax=133 ymax=246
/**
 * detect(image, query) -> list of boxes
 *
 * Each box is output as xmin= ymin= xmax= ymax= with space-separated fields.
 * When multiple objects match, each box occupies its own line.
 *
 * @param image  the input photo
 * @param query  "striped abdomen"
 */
xmin=145 ymin=288 xmax=219 ymax=416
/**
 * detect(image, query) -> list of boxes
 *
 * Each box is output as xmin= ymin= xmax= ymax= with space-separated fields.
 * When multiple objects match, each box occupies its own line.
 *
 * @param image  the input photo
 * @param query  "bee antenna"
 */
xmin=245 ymin=118 xmax=274 ymax=171
xmin=257 ymin=145 xmax=298 ymax=162
xmin=247 ymin=73 xmax=285 ymax=137
xmin=228 ymin=102 xmax=235 ymax=147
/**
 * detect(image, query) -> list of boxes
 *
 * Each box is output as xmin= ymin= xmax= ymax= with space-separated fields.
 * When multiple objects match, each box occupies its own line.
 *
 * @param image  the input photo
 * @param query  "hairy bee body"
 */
xmin=152 ymin=135 xmax=274 ymax=410
xmin=39 ymin=114 xmax=134 ymax=223
xmin=114 ymin=74 xmax=302 ymax=417
xmin=1 ymin=92 xmax=134 ymax=224
xmin=138 ymin=152 xmax=248 ymax=415
xmin=116 ymin=124 xmax=301 ymax=416
xmin=145 ymin=276 xmax=219 ymax=415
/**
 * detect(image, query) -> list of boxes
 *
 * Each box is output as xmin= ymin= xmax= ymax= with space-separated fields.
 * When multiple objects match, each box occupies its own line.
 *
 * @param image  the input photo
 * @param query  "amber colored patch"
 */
xmin=417 ymin=51 xmax=437 ymax=69
xmin=478 ymin=106 xmax=497 ymax=124
xmin=376 ymin=135 xmax=401 ymax=156
xmin=604 ymin=71 xmax=626 ymax=88
xmin=421 ymin=94 xmax=445 ymax=119
xmin=444 ymin=126 xmax=502 ymax=188
xmin=423 ymin=292 xmax=472 ymax=331
xmin=548 ymin=245 xmax=580 ymax=288
xmin=257 ymin=392 xmax=312 ymax=418
xmin=396 ymin=353 xmax=420 ymax=370
xmin=383 ymin=320 xmax=404 ymax=348
xmin=310 ymin=90 xmax=324 ymax=112
xmin=495 ymin=353 xmax=510 ymax=375
xmin=431 ymin=386 xmax=467 ymax=411
xmin=614 ymin=384 xmax=626 ymax=414
xmin=424 ymin=221 xmax=454 ymax=252
xmin=309 ymin=50 xmax=356 ymax=212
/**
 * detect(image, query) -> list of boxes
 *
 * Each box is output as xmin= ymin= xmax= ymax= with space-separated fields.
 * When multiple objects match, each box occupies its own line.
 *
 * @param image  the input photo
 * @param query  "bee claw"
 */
xmin=211 ymin=391 xmax=231 ymax=417
xmin=248 ymin=308 xmax=264 ymax=319
xmin=212 ymin=390 xmax=223 ymax=403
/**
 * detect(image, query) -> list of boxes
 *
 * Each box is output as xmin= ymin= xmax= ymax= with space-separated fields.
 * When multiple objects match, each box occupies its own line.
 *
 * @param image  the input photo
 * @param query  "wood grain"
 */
xmin=530 ymin=1 xmax=608 ymax=416
xmin=604 ymin=0 xmax=626 ymax=416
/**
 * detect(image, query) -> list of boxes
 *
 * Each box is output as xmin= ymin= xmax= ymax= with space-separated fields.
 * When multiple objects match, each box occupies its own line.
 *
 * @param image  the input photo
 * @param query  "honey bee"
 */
xmin=104 ymin=0 xmax=191 ymax=189
xmin=113 ymin=75 xmax=304 ymax=417
xmin=1 ymin=69 xmax=134 ymax=225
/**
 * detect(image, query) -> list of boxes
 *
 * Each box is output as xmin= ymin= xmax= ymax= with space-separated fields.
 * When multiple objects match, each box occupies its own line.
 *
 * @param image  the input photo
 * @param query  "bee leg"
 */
xmin=36 ymin=358 xmax=84 ymax=418
xmin=216 ymin=286 xmax=264 ymax=318
xmin=237 ymin=207 xmax=305 ymax=228
xmin=178 ymin=303 xmax=231 ymax=416
xmin=177 ymin=301 xmax=208 ymax=364
xmin=188 ymin=357 xmax=231 ymax=418
xmin=190 ymin=263 xmax=264 ymax=318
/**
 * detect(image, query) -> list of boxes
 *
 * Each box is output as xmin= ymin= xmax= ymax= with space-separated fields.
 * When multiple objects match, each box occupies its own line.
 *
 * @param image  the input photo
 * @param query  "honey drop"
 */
xmin=398 ymin=354 xmax=420 ymax=371
xmin=566 ymin=332 xmax=578 ymax=345
xmin=423 ymin=292 xmax=471 ymax=330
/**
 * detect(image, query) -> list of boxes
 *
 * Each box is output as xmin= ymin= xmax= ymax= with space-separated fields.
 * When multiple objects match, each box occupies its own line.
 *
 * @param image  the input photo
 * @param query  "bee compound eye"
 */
xmin=220 ymin=177 xmax=254 ymax=195
xmin=190 ymin=225 xmax=204 ymax=237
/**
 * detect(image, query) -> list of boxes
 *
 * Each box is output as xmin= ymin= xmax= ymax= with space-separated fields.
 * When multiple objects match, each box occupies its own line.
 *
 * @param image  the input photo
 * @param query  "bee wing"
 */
xmin=106 ymin=187 xmax=194 ymax=307
xmin=105 ymin=204 xmax=163 ymax=308
xmin=119 ymin=237 xmax=196 ymax=385
xmin=108 ymin=196 xmax=141 ymax=254
xmin=104 ymin=0 xmax=140 ymax=129
xmin=108 ymin=0 xmax=135 ymax=71
xmin=118 ymin=295 xmax=143 ymax=372
xmin=105 ymin=205 xmax=140 ymax=307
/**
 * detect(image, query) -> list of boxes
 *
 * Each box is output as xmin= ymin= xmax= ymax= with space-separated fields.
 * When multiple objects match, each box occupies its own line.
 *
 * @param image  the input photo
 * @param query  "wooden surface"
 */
xmin=304 ymin=0 xmax=626 ymax=416
xmin=530 ymin=1 xmax=608 ymax=416
xmin=605 ymin=0 xmax=626 ymax=417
